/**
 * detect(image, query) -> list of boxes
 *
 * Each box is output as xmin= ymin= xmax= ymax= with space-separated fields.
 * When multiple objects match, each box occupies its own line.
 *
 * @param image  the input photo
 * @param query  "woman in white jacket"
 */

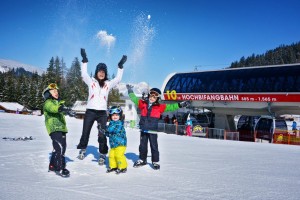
xmin=77 ymin=48 xmax=127 ymax=165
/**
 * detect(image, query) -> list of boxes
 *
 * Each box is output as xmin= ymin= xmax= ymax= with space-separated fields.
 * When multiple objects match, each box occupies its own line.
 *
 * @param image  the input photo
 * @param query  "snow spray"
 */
xmin=127 ymin=12 xmax=156 ymax=83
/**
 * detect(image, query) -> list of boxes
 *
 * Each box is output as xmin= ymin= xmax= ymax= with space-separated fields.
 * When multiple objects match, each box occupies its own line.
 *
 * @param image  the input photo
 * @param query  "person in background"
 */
xmin=43 ymin=83 xmax=75 ymax=177
xmin=99 ymin=106 xmax=127 ymax=174
xmin=292 ymin=119 xmax=298 ymax=134
xmin=171 ymin=115 xmax=177 ymax=124
xmin=127 ymin=84 xmax=190 ymax=170
xmin=186 ymin=113 xmax=193 ymax=137
xmin=173 ymin=117 xmax=178 ymax=135
xmin=164 ymin=115 xmax=170 ymax=124
xmin=76 ymin=48 xmax=127 ymax=166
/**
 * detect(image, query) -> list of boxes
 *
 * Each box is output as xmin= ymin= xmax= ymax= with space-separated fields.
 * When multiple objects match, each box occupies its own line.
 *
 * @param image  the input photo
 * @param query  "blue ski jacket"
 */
xmin=105 ymin=120 xmax=127 ymax=149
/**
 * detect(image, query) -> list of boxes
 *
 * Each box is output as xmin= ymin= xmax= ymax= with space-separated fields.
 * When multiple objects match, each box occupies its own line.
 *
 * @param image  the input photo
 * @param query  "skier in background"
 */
xmin=43 ymin=83 xmax=75 ymax=177
xmin=186 ymin=113 xmax=193 ymax=137
xmin=292 ymin=119 xmax=298 ymax=135
xmin=76 ymin=48 xmax=127 ymax=166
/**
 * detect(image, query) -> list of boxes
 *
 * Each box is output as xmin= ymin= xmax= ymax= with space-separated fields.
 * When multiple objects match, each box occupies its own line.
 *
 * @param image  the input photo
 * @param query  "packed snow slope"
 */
xmin=0 ymin=113 xmax=299 ymax=200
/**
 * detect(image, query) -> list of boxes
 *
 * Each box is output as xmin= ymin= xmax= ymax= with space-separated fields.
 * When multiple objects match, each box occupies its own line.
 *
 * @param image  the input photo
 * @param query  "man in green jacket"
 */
xmin=43 ymin=83 xmax=75 ymax=177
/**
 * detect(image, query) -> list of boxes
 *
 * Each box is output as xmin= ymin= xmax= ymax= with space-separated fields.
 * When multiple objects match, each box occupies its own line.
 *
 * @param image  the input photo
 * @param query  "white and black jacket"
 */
xmin=81 ymin=62 xmax=123 ymax=111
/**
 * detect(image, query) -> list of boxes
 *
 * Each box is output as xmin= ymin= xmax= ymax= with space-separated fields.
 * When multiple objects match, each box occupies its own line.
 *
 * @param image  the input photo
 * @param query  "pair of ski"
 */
xmin=2 ymin=136 xmax=34 ymax=141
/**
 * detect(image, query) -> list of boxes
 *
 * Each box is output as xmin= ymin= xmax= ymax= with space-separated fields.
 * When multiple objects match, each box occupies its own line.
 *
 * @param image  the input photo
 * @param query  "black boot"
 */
xmin=56 ymin=168 xmax=70 ymax=177
xmin=78 ymin=149 xmax=86 ymax=160
xmin=98 ymin=154 xmax=106 ymax=165
xmin=133 ymin=159 xmax=147 ymax=168
xmin=152 ymin=162 xmax=160 ymax=170
xmin=116 ymin=168 xmax=127 ymax=174
xmin=106 ymin=168 xmax=117 ymax=173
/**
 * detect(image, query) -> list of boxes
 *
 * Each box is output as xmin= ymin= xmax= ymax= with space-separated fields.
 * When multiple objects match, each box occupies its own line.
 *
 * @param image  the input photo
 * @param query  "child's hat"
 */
xmin=108 ymin=106 xmax=123 ymax=120
xmin=42 ymin=83 xmax=59 ymax=100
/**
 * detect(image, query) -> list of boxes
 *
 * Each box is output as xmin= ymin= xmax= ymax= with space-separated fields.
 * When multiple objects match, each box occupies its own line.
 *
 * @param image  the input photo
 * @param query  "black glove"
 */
xmin=126 ymin=84 xmax=134 ymax=94
xmin=118 ymin=55 xmax=127 ymax=69
xmin=81 ymin=48 xmax=88 ymax=63
xmin=142 ymin=92 xmax=148 ymax=101
xmin=67 ymin=110 xmax=76 ymax=117
xmin=58 ymin=105 xmax=76 ymax=117
xmin=178 ymin=101 xmax=190 ymax=108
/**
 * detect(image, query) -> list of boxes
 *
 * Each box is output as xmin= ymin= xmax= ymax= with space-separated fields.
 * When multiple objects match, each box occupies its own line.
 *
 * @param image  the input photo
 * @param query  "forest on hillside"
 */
xmin=229 ymin=42 xmax=300 ymax=68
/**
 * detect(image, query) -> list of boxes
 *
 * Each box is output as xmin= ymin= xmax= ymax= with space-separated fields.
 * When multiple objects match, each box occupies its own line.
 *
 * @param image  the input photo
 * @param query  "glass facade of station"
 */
xmin=164 ymin=64 xmax=300 ymax=93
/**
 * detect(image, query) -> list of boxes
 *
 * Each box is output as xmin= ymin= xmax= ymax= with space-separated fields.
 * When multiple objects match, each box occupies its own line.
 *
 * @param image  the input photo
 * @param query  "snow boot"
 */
xmin=106 ymin=168 xmax=117 ymax=173
xmin=98 ymin=154 xmax=106 ymax=165
xmin=116 ymin=168 xmax=127 ymax=174
xmin=133 ymin=159 xmax=147 ymax=168
xmin=152 ymin=162 xmax=160 ymax=170
xmin=78 ymin=149 xmax=86 ymax=160
xmin=56 ymin=168 xmax=70 ymax=177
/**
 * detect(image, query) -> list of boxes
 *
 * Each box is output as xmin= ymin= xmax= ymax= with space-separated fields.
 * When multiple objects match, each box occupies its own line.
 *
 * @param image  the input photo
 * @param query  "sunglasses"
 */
xmin=48 ymin=83 xmax=59 ymax=90
xmin=149 ymin=91 xmax=160 ymax=98
xmin=109 ymin=107 xmax=122 ymax=115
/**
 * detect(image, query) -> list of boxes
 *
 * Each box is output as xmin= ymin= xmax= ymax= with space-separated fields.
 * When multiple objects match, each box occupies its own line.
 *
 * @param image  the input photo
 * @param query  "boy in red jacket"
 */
xmin=127 ymin=85 xmax=189 ymax=170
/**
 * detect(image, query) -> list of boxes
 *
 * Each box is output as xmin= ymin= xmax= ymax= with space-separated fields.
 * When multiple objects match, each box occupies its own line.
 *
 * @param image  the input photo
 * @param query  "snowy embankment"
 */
xmin=0 ymin=113 xmax=299 ymax=200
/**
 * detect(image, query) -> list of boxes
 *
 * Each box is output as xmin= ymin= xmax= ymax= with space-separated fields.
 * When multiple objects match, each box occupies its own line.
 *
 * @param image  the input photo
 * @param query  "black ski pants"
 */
xmin=50 ymin=131 xmax=66 ymax=171
xmin=77 ymin=109 xmax=108 ymax=154
xmin=139 ymin=131 xmax=159 ymax=163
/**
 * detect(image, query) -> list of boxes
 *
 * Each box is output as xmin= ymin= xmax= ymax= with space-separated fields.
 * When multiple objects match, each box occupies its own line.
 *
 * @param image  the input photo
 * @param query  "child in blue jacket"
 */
xmin=99 ymin=106 xmax=127 ymax=174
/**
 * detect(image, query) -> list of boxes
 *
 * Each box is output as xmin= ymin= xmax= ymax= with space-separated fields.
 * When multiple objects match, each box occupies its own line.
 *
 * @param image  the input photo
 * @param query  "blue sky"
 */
xmin=1 ymin=0 xmax=299 ymax=88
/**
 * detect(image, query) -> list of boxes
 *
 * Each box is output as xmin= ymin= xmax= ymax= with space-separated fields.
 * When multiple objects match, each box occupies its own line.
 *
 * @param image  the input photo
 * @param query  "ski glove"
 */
xmin=80 ymin=48 xmax=88 ymax=63
xmin=178 ymin=101 xmax=190 ymax=108
xmin=118 ymin=55 xmax=127 ymax=69
xmin=126 ymin=84 xmax=134 ymax=94
xmin=58 ymin=105 xmax=76 ymax=117
xmin=142 ymin=92 xmax=148 ymax=101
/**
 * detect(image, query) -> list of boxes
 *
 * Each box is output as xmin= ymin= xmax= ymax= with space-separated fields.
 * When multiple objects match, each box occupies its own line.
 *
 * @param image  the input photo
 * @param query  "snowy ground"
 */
xmin=0 ymin=112 xmax=300 ymax=200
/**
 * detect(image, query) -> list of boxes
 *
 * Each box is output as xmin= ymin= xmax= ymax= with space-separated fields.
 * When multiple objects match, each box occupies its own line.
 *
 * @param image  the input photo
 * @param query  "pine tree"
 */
xmin=4 ymin=70 xmax=16 ymax=102
xmin=28 ymin=72 xmax=42 ymax=109
xmin=54 ymin=56 xmax=62 ymax=84
xmin=35 ymin=73 xmax=47 ymax=109
xmin=60 ymin=58 xmax=68 ymax=99
xmin=65 ymin=57 xmax=88 ymax=106
xmin=45 ymin=57 xmax=56 ymax=84
xmin=0 ymin=72 xmax=4 ymax=101
xmin=40 ymin=73 xmax=49 ymax=98
xmin=16 ymin=74 xmax=28 ymax=106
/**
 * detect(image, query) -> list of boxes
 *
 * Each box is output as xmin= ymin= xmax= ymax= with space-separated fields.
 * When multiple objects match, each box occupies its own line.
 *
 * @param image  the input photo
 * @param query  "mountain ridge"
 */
xmin=0 ymin=58 xmax=45 ymax=75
